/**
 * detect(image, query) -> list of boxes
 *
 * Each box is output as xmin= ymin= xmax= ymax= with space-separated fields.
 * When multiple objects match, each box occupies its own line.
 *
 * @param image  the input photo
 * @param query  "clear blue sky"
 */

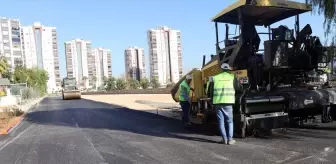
xmin=1 ymin=0 xmax=326 ymax=78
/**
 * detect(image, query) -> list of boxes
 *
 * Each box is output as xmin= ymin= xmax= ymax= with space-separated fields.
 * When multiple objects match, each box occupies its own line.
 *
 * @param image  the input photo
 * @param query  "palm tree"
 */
xmin=0 ymin=56 xmax=9 ymax=78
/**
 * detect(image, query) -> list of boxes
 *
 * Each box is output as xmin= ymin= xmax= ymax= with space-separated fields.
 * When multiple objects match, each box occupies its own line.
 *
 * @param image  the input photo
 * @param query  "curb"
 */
xmin=0 ymin=97 xmax=44 ymax=135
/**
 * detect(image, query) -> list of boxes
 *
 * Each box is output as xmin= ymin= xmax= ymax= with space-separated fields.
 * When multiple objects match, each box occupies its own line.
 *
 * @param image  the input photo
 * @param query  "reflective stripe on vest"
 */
xmin=179 ymin=80 xmax=190 ymax=101
xmin=212 ymin=72 xmax=235 ymax=104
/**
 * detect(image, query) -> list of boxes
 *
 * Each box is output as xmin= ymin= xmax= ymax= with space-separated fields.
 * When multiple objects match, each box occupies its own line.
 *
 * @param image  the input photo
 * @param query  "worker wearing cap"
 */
xmin=208 ymin=63 xmax=242 ymax=145
xmin=179 ymin=74 xmax=194 ymax=126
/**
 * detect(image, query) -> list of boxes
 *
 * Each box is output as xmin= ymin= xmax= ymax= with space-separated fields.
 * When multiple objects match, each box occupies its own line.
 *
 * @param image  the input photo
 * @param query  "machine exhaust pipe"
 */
xmin=202 ymin=55 xmax=206 ymax=67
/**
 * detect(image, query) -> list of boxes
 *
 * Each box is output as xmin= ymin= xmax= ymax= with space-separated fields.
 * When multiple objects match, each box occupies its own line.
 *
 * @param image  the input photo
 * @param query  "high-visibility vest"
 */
xmin=179 ymin=80 xmax=190 ymax=101
xmin=212 ymin=72 xmax=235 ymax=104
xmin=323 ymin=67 xmax=331 ymax=74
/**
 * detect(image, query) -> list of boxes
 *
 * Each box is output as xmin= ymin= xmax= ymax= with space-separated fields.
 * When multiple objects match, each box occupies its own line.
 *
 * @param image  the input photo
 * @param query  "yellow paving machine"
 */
xmin=171 ymin=0 xmax=336 ymax=138
xmin=62 ymin=77 xmax=81 ymax=100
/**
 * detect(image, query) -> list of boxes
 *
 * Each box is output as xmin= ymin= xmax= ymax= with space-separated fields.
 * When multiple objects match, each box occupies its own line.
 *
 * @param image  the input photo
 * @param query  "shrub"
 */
xmin=82 ymin=88 xmax=171 ymax=95
xmin=151 ymin=77 xmax=160 ymax=89
xmin=2 ymin=106 xmax=24 ymax=117
xmin=21 ymin=88 xmax=33 ymax=100
xmin=140 ymin=78 xmax=150 ymax=89
xmin=116 ymin=78 xmax=127 ymax=90
xmin=21 ymin=87 xmax=39 ymax=100
xmin=106 ymin=77 xmax=117 ymax=91
xmin=128 ymin=79 xmax=140 ymax=89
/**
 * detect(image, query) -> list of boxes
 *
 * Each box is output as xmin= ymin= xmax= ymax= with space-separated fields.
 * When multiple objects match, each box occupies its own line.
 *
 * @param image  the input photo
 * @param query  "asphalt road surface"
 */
xmin=0 ymin=97 xmax=336 ymax=164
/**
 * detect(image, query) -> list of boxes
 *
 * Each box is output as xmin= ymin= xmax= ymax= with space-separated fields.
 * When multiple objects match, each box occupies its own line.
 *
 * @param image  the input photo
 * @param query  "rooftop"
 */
xmin=126 ymin=46 xmax=144 ymax=50
xmin=0 ymin=78 xmax=10 ymax=86
xmin=212 ymin=0 xmax=312 ymax=26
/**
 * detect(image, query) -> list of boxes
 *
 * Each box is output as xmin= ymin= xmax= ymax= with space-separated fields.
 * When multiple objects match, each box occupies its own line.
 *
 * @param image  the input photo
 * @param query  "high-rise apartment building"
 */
xmin=21 ymin=22 xmax=61 ymax=93
xmin=92 ymin=48 xmax=112 ymax=87
xmin=147 ymin=26 xmax=182 ymax=86
xmin=124 ymin=46 xmax=146 ymax=81
xmin=87 ymin=51 xmax=96 ymax=87
xmin=0 ymin=17 xmax=24 ymax=72
xmin=64 ymin=39 xmax=92 ymax=88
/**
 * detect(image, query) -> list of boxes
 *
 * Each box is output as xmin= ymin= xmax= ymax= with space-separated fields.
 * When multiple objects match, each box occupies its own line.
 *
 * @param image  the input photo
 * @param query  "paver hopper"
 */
xmin=62 ymin=77 xmax=81 ymax=100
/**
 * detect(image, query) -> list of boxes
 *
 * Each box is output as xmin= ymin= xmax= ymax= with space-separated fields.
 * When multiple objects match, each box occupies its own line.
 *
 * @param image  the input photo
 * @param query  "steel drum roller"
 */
xmin=62 ymin=77 xmax=81 ymax=100
xmin=63 ymin=91 xmax=81 ymax=100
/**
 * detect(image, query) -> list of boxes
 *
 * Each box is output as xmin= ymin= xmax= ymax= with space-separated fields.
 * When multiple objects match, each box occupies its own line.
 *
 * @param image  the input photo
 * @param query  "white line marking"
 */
xmin=286 ymin=155 xmax=315 ymax=164
xmin=275 ymin=152 xmax=300 ymax=163
xmin=285 ymin=147 xmax=334 ymax=164
xmin=211 ymin=152 xmax=229 ymax=161
xmin=75 ymin=122 xmax=104 ymax=161
xmin=322 ymin=147 xmax=334 ymax=157
xmin=0 ymin=125 xmax=33 ymax=152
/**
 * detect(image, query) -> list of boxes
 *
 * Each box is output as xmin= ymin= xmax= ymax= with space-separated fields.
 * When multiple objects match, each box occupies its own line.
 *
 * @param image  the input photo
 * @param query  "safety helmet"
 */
xmin=221 ymin=63 xmax=231 ymax=70
xmin=186 ymin=74 xmax=192 ymax=80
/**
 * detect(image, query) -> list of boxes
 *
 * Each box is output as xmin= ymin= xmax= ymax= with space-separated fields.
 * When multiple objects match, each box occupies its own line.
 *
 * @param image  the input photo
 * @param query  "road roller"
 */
xmin=62 ymin=77 xmax=81 ymax=100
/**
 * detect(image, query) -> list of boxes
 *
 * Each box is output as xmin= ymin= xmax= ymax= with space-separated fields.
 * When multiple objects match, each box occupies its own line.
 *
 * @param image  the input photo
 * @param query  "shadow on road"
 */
xmin=23 ymin=97 xmax=336 ymax=143
xmin=25 ymin=97 xmax=219 ymax=144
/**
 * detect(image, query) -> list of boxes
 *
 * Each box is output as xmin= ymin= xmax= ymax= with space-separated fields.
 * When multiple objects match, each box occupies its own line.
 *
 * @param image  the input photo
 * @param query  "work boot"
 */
xmin=228 ymin=139 xmax=236 ymax=145
xmin=219 ymin=139 xmax=227 ymax=144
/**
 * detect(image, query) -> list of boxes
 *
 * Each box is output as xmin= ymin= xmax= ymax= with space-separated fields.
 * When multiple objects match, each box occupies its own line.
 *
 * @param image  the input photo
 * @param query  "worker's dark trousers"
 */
xmin=179 ymin=101 xmax=190 ymax=124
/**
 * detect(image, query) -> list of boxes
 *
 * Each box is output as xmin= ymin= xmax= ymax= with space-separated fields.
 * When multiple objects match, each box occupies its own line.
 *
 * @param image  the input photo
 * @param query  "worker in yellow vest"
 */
xmin=208 ymin=63 xmax=242 ymax=145
xmin=179 ymin=74 xmax=194 ymax=126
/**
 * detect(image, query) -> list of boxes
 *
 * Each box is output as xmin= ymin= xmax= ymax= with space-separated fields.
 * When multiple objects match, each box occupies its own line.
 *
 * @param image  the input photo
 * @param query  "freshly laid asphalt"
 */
xmin=0 ymin=97 xmax=335 ymax=164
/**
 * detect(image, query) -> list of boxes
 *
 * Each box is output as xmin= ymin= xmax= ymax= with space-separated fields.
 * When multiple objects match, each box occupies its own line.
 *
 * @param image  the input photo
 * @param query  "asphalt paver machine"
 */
xmin=62 ymin=77 xmax=81 ymax=100
xmin=171 ymin=0 xmax=336 ymax=138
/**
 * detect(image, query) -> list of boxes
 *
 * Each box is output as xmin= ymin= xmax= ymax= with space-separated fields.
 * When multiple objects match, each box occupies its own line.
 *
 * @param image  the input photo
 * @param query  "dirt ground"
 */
xmin=82 ymin=94 xmax=178 ymax=110
xmin=0 ymin=112 xmax=23 ymax=134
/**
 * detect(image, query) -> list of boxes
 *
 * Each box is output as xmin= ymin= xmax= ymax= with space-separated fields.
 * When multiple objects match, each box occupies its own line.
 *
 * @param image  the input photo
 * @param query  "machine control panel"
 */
xmin=230 ymin=69 xmax=249 ymax=84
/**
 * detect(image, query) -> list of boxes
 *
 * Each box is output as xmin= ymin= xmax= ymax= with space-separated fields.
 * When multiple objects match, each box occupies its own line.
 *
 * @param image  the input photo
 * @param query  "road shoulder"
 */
xmin=0 ymin=97 xmax=45 ymax=135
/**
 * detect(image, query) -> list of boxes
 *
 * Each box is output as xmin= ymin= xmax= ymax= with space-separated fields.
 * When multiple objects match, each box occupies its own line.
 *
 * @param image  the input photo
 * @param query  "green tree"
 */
xmin=13 ymin=66 xmax=49 ymax=96
xmin=0 ymin=56 xmax=9 ymax=78
xmin=140 ymin=78 xmax=150 ymax=89
xmin=307 ymin=0 xmax=336 ymax=45
xmin=116 ymin=78 xmax=127 ymax=90
xmin=2 ymin=71 xmax=13 ymax=82
xmin=151 ymin=77 xmax=160 ymax=89
xmin=106 ymin=77 xmax=116 ymax=90
xmin=29 ymin=68 xmax=49 ymax=95
xmin=13 ymin=66 xmax=29 ymax=83
xmin=128 ymin=79 xmax=140 ymax=89
xmin=103 ymin=76 xmax=108 ymax=85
